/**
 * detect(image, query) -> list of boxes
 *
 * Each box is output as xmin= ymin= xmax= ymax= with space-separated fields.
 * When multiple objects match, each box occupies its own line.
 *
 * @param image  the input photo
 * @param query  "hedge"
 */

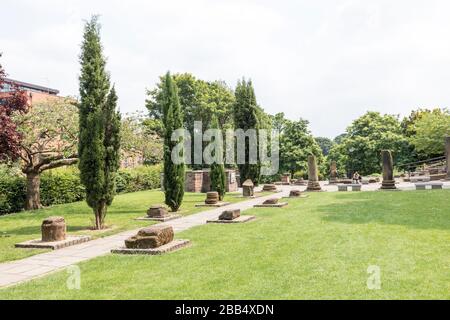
xmin=0 ymin=164 xmax=162 ymax=215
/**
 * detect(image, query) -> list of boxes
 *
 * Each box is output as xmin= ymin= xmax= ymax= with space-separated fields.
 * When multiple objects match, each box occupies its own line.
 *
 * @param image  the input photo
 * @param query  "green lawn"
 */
xmin=1 ymin=190 xmax=450 ymax=299
xmin=0 ymin=190 xmax=243 ymax=263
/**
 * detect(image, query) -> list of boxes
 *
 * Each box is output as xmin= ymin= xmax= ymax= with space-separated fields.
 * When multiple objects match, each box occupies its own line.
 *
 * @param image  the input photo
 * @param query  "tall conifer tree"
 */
xmin=78 ymin=16 xmax=121 ymax=230
xmin=234 ymin=79 xmax=261 ymax=184
xmin=209 ymin=115 xmax=226 ymax=200
xmin=162 ymin=72 xmax=185 ymax=212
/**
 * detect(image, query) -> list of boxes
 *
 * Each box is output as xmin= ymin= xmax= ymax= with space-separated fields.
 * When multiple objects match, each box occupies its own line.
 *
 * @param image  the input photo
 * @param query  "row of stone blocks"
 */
xmin=114 ymin=190 xmax=307 ymax=254
xmin=15 ymin=187 xmax=305 ymax=254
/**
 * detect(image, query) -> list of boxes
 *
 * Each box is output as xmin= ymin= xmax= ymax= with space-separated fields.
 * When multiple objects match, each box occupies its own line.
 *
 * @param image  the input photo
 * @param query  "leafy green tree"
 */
xmin=13 ymin=98 xmax=78 ymax=210
xmin=78 ymin=17 xmax=121 ymax=230
xmin=271 ymin=112 xmax=288 ymax=133
xmin=330 ymin=111 xmax=412 ymax=176
xmin=409 ymin=108 xmax=450 ymax=157
xmin=315 ymin=137 xmax=335 ymax=156
xmin=279 ymin=118 xmax=323 ymax=177
xmin=161 ymin=72 xmax=185 ymax=212
xmin=121 ymin=112 xmax=163 ymax=165
xmin=146 ymin=73 xmax=235 ymax=168
xmin=333 ymin=133 xmax=347 ymax=145
xmin=209 ymin=115 xmax=226 ymax=200
xmin=234 ymin=78 xmax=261 ymax=184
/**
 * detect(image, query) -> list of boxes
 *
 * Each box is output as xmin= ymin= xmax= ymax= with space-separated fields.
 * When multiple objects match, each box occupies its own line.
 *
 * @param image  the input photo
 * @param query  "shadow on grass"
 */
xmin=3 ymin=225 xmax=95 ymax=236
xmin=318 ymin=190 xmax=450 ymax=231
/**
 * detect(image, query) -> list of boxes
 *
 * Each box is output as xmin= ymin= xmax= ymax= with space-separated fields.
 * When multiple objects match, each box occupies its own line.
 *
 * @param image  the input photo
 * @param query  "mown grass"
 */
xmin=1 ymin=190 xmax=449 ymax=299
xmin=0 ymin=190 xmax=242 ymax=263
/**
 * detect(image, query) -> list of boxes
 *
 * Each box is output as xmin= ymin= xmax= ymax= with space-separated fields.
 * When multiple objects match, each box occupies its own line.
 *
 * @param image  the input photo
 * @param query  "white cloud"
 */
xmin=2 ymin=0 xmax=450 ymax=137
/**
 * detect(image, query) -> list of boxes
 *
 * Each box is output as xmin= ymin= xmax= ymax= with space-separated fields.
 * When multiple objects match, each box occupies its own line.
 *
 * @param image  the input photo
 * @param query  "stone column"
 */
xmin=446 ymin=136 xmax=450 ymax=180
xmin=307 ymin=155 xmax=322 ymax=191
xmin=380 ymin=150 xmax=397 ymax=190
xmin=329 ymin=161 xmax=338 ymax=184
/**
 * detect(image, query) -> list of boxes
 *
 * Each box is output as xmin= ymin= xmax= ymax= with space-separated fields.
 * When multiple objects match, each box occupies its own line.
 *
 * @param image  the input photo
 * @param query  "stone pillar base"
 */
xmin=307 ymin=181 xmax=322 ymax=192
xmin=380 ymin=180 xmax=397 ymax=190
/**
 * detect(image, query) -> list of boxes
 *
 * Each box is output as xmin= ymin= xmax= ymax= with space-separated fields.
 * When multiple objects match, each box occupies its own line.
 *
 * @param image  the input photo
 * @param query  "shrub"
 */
xmin=0 ymin=164 xmax=162 ymax=215
xmin=40 ymin=168 xmax=85 ymax=206
xmin=116 ymin=165 xmax=162 ymax=194
xmin=0 ymin=174 xmax=26 ymax=214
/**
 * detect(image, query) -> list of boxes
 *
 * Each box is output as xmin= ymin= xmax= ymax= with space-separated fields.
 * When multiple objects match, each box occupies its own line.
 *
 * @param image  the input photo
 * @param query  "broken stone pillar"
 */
xmin=147 ymin=205 xmax=168 ymax=218
xmin=219 ymin=209 xmax=241 ymax=221
xmin=380 ymin=150 xmax=397 ymax=190
xmin=307 ymin=155 xmax=322 ymax=191
xmin=41 ymin=217 xmax=66 ymax=242
xmin=446 ymin=137 xmax=450 ymax=180
xmin=242 ymin=179 xmax=255 ymax=197
xmin=281 ymin=174 xmax=291 ymax=185
xmin=205 ymin=192 xmax=220 ymax=205
xmin=329 ymin=161 xmax=338 ymax=184
xmin=289 ymin=190 xmax=302 ymax=197
xmin=125 ymin=226 xmax=174 ymax=249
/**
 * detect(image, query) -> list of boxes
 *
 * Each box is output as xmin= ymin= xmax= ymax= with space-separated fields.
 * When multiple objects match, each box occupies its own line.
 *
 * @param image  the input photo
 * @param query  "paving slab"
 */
xmin=15 ymin=235 xmax=91 ymax=250
xmin=207 ymin=216 xmax=256 ymax=224
xmin=111 ymin=240 xmax=191 ymax=255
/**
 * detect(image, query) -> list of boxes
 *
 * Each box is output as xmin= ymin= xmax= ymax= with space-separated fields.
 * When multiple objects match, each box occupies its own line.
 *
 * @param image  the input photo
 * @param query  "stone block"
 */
xmin=125 ymin=226 xmax=174 ymax=249
xmin=147 ymin=205 xmax=168 ymax=218
xmin=205 ymin=192 xmax=219 ymax=205
xmin=219 ymin=209 xmax=241 ymax=221
xmin=41 ymin=217 xmax=66 ymax=242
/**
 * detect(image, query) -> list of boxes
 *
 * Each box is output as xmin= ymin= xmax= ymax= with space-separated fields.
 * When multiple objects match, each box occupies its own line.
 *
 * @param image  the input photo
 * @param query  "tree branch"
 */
xmin=39 ymin=158 xmax=79 ymax=172
xmin=35 ymin=153 xmax=78 ymax=170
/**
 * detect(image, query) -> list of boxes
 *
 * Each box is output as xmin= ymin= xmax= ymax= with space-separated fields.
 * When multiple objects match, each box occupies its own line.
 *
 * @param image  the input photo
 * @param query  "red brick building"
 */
xmin=0 ymin=78 xmax=60 ymax=106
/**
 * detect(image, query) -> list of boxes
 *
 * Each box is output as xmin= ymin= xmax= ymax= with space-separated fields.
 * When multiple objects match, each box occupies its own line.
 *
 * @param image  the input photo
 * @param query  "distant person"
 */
xmin=353 ymin=172 xmax=361 ymax=184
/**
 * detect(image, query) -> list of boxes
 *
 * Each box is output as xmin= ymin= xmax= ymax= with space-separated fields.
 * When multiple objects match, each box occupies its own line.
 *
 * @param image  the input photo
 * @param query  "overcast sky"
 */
xmin=2 ymin=0 xmax=450 ymax=138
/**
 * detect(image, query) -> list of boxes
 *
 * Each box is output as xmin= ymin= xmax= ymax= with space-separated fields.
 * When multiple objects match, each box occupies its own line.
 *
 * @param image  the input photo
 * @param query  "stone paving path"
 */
xmin=0 ymin=189 xmax=291 ymax=288
xmin=1 ymin=181 xmax=449 ymax=289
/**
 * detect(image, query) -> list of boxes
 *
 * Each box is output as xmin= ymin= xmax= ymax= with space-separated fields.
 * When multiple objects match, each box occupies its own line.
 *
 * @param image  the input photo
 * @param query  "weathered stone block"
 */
xmin=125 ymin=226 xmax=174 ymax=249
xmin=289 ymin=190 xmax=302 ymax=197
xmin=242 ymin=179 xmax=255 ymax=197
xmin=263 ymin=198 xmax=279 ymax=205
xmin=219 ymin=209 xmax=241 ymax=221
xmin=147 ymin=205 xmax=168 ymax=218
xmin=41 ymin=217 xmax=66 ymax=242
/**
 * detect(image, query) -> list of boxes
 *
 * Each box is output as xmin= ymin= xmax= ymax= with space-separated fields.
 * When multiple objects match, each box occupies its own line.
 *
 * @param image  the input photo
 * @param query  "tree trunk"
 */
xmin=94 ymin=201 xmax=107 ymax=230
xmin=25 ymin=171 xmax=42 ymax=211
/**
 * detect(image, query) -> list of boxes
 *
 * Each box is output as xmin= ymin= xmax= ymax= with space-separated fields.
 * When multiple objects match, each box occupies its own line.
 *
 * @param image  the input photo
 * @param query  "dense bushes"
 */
xmin=115 ymin=165 xmax=162 ymax=193
xmin=40 ymin=168 xmax=85 ymax=207
xmin=0 ymin=165 xmax=162 ymax=215
xmin=0 ymin=170 xmax=26 ymax=215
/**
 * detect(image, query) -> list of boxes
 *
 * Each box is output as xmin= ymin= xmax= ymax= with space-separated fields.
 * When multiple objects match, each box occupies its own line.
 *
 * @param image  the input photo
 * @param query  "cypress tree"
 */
xmin=78 ymin=16 xmax=121 ymax=230
xmin=209 ymin=115 xmax=226 ymax=201
xmin=162 ymin=72 xmax=185 ymax=212
xmin=234 ymin=78 xmax=261 ymax=185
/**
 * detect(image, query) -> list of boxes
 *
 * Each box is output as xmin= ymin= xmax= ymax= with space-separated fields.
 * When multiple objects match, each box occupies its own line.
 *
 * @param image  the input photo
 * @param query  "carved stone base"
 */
xmin=195 ymin=202 xmax=231 ymax=208
xmin=15 ymin=235 xmax=91 ymax=250
xmin=306 ymin=181 xmax=322 ymax=192
xmin=380 ymin=180 xmax=397 ymax=190
xmin=112 ymin=239 xmax=191 ymax=255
